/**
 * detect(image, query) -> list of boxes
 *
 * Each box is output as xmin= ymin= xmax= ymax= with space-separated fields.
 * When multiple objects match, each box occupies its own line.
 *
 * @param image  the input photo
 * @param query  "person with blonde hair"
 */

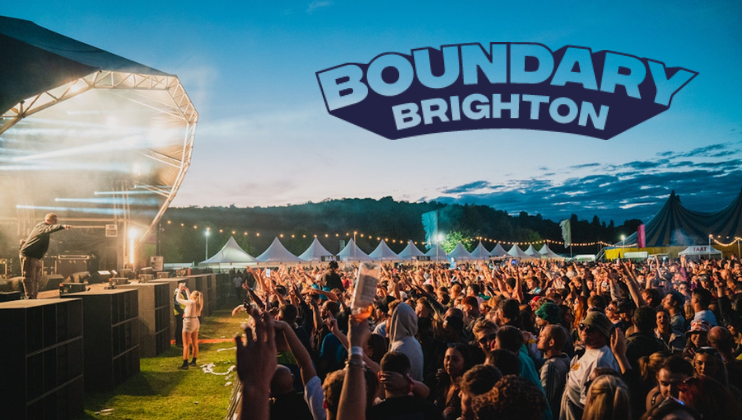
xmin=581 ymin=375 xmax=631 ymax=420
xmin=177 ymin=283 xmax=203 ymax=370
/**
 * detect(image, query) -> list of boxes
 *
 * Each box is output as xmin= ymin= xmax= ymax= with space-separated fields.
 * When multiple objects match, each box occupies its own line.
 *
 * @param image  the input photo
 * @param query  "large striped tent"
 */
xmin=621 ymin=189 xmax=742 ymax=247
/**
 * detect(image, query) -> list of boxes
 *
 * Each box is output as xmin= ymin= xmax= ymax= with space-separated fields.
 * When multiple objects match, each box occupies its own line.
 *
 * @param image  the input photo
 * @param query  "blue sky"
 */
xmin=10 ymin=1 xmax=742 ymax=224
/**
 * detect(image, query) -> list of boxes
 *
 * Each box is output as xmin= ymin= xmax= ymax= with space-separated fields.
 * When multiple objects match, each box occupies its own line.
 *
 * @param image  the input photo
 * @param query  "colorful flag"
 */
xmin=559 ymin=219 xmax=571 ymax=247
xmin=421 ymin=210 xmax=438 ymax=250
xmin=637 ymin=224 xmax=646 ymax=248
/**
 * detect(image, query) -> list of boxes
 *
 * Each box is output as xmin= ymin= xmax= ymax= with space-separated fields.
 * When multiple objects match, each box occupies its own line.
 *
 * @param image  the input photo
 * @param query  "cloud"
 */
xmin=441 ymin=180 xmax=491 ymax=194
xmin=569 ymin=162 xmax=601 ymax=169
xmin=307 ymin=1 xmax=332 ymax=13
xmin=428 ymin=151 xmax=742 ymax=223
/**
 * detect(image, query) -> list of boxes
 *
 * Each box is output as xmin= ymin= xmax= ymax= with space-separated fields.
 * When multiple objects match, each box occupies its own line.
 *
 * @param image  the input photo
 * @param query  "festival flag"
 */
xmin=421 ymin=210 xmax=438 ymax=250
xmin=559 ymin=219 xmax=571 ymax=247
xmin=637 ymin=224 xmax=646 ymax=248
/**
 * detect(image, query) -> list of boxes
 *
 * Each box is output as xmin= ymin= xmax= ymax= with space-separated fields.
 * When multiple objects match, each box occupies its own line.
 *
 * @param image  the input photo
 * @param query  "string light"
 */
xmin=164 ymin=222 xmax=625 ymax=247
xmin=712 ymin=237 xmax=742 ymax=247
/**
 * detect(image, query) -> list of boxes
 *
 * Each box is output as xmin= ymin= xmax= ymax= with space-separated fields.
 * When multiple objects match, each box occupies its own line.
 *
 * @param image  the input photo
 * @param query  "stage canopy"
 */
xmin=621 ymin=189 xmax=742 ymax=247
xmin=199 ymin=236 xmax=256 ymax=266
xmin=0 ymin=16 xmax=197 ymax=248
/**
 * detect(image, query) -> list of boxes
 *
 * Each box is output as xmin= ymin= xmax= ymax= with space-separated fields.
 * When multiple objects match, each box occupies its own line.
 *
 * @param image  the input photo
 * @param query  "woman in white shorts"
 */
xmin=176 ymin=284 xmax=203 ymax=370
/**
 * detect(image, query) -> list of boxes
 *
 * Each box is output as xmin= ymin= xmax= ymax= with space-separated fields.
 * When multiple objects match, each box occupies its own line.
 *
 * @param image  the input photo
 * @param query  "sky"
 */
xmin=9 ymin=1 xmax=742 ymax=225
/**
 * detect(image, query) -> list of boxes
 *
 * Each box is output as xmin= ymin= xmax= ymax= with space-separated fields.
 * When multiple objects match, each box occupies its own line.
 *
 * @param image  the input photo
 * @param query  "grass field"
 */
xmin=79 ymin=309 xmax=246 ymax=420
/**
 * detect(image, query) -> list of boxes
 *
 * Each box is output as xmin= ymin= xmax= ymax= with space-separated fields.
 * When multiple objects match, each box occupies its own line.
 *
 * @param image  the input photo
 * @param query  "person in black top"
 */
xmin=369 ymin=352 xmax=443 ymax=420
xmin=173 ymin=285 xmax=188 ymax=346
xmin=269 ymin=365 xmax=313 ymax=420
xmin=322 ymin=261 xmax=344 ymax=291
xmin=19 ymin=213 xmax=71 ymax=299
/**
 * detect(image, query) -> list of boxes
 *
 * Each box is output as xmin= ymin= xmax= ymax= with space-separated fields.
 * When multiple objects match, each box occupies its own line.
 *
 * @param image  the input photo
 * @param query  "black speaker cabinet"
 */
xmin=0 ymin=298 xmax=84 ymax=420
xmin=62 ymin=289 xmax=139 ymax=391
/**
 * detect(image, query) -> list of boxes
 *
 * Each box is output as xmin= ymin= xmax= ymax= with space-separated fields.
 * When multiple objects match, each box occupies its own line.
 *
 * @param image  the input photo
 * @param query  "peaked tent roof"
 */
xmin=678 ymin=245 xmax=722 ymax=256
xmin=256 ymin=238 xmax=303 ymax=263
xmin=621 ymin=189 xmax=742 ymax=247
xmin=448 ymin=242 xmax=474 ymax=261
xmin=524 ymin=245 xmax=541 ymax=256
xmin=425 ymin=244 xmax=450 ymax=261
xmin=337 ymin=239 xmax=373 ymax=261
xmin=398 ymin=240 xmax=426 ymax=261
xmin=470 ymin=242 xmax=492 ymax=260
xmin=538 ymin=244 xmax=564 ymax=260
xmin=490 ymin=243 xmax=509 ymax=257
xmin=369 ymin=241 xmax=401 ymax=261
xmin=200 ymin=236 xmax=257 ymax=264
xmin=507 ymin=244 xmax=534 ymax=259
xmin=298 ymin=238 xmax=336 ymax=262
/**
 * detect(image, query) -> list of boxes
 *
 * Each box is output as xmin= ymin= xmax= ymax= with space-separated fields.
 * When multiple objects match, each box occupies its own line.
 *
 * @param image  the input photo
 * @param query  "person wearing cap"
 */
xmin=615 ymin=301 xmax=636 ymax=334
xmin=322 ymin=261 xmax=344 ymax=291
xmin=559 ymin=311 xmax=619 ymax=420
xmin=683 ymin=320 xmax=711 ymax=361
xmin=536 ymin=301 xmax=574 ymax=357
xmin=19 ymin=213 xmax=72 ymax=299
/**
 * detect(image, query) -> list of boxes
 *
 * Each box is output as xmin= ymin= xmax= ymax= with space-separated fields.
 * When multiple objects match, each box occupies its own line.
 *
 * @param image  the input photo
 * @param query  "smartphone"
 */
xmin=265 ymin=268 xmax=271 ymax=278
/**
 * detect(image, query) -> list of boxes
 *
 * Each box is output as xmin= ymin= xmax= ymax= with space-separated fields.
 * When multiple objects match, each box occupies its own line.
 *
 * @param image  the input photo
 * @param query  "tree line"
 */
xmin=159 ymin=197 xmax=642 ymax=264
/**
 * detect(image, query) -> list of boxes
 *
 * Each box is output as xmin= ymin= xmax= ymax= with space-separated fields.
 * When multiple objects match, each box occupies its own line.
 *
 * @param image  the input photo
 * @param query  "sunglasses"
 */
xmin=477 ymin=333 xmax=497 ymax=345
xmin=579 ymin=323 xmax=596 ymax=334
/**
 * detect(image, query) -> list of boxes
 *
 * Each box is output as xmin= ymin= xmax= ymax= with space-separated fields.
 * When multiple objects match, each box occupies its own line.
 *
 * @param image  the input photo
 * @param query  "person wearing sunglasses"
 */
xmin=560 ymin=311 xmax=619 ymax=420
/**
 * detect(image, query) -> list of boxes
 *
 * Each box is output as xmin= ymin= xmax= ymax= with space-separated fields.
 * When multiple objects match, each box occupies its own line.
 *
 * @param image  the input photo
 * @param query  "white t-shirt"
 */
xmin=560 ymin=346 xmax=619 ymax=420
xmin=304 ymin=375 xmax=326 ymax=420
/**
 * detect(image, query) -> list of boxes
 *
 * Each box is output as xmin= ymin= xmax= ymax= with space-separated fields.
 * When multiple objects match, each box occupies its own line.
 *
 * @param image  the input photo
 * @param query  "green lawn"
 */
xmin=79 ymin=309 xmax=245 ymax=419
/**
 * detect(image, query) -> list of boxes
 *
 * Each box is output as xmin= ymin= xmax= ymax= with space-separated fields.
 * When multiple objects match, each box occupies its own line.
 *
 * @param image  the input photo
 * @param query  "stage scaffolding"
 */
xmin=0 ymin=16 xmax=198 ymax=272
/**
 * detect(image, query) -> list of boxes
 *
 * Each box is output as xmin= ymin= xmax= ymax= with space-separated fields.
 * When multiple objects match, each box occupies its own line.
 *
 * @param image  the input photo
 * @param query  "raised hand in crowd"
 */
xmin=236 ymin=307 xmax=276 ymax=420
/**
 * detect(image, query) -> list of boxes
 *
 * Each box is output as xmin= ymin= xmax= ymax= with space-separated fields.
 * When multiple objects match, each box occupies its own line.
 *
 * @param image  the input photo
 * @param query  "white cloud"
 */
xmin=307 ymin=1 xmax=332 ymax=13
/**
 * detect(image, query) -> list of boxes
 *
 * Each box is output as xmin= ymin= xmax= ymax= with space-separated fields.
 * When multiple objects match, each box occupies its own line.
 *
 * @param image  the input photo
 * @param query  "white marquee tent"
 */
xmin=524 ymin=244 xmax=541 ymax=257
xmin=337 ymin=239 xmax=373 ymax=261
xmin=448 ymin=242 xmax=474 ymax=261
xmin=425 ymin=244 xmax=449 ymax=261
xmin=539 ymin=244 xmax=565 ymax=260
xmin=490 ymin=243 xmax=508 ymax=257
xmin=678 ymin=245 xmax=722 ymax=257
xmin=199 ymin=236 xmax=257 ymax=267
xmin=298 ymin=238 xmax=336 ymax=262
xmin=398 ymin=240 xmax=426 ymax=261
xmin=256 ymin=237 xmax=303 ymax=263
xmin=470 ymin=241 xmax=492 ymax=260
xmin=507 ymin=244 xmax=534 ymax=259
xmin=369 ymin=240 xmax=401 ymax=261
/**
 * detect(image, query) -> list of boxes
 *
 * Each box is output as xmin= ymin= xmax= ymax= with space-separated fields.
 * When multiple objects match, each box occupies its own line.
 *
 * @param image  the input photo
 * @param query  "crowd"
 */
xmin=232 ymin=255 xmax=742 ymax=420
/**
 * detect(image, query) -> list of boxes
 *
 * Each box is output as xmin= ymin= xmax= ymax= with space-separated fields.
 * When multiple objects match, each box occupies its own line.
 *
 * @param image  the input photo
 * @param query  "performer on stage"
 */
xmin=19 ymin=213 xmax=71 ymax=299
